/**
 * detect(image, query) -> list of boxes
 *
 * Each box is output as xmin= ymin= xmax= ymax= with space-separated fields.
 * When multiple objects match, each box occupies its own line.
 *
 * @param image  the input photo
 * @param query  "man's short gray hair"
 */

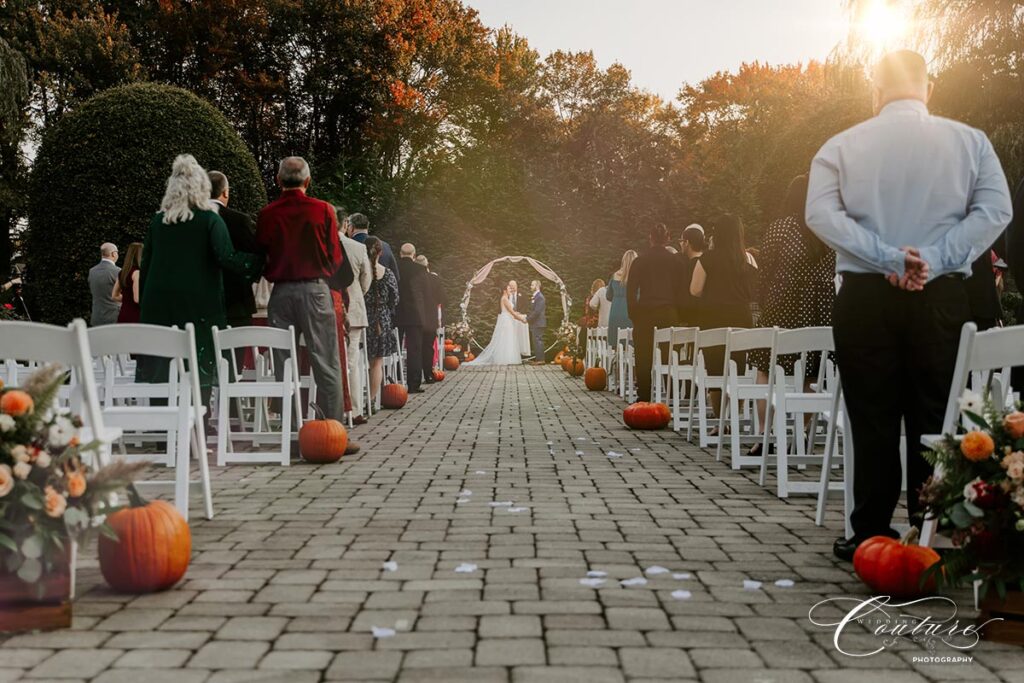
xmin=100 ymin=242 xmax=118 ymax=258
xmin=415 ymin=255 xmax=428 ymax=267
xmin=278 ymin=156 xmax=311 ymax=188
xmin=349 ymin=213 xmax=369 ymax=231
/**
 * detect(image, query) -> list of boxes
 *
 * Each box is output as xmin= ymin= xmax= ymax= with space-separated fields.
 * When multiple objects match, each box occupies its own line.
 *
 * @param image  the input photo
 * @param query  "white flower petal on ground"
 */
xmin=460 ymin=490 xmax=472 ymax=496
xmin=474 ymin=471 xmax=486 ymax=475
xmin=507 ymin=507 xmax=529 ymax=513
xmin=743 ymin=580 xmax=763 ymax=590
xmin=575 ymin=451 xmax=584 ymax=456
xmin=371 ymin=626 xmax=396 ymax=638
xmin=672 ymin=572 xmax=691 ymax=580
xmin=774 ymin=579 xmax=795 ymax=588
xmin=671 ymin=589 xmax=692 ymax=600
xmin=630 ymin=448 xmax=641 ymax=452
xmin=586 ymin=570 xmax=607 ymax=578
xmin=454 ymin=563 xmax=478 ymax=573
xmin=456 ymin=498 xmax=470 ymax=505
xmin=489 ymin=501 xmax=513 ymax=507
xmin=579 ymin=577 xmax=606 ymax=587
xmin=620 ymin=577 xmax=648 ymax=587
xmin=607 ymin=451 xmax=623 ymax=458
xmin=645 ymin=566 xmax=669 ymax=576
xmin=382 ymin=561 xmax=398 ymax=572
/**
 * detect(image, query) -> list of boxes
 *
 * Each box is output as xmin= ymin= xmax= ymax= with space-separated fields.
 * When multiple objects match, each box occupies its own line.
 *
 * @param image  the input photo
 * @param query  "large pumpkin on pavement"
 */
xmin=584 ymin=367 xmax=607 ymax=391
xmin=444 ymin=355 xmax=460 ymax=371
xmin=381 ymin=383 xmax=408 ymax=409
xmin=623 ymin=402 xmax=671 ymax=430
xmin=853 ymin=529 xmax=941 ymax=598
xmin=99 ymin=492 xmax=191 ymax=593
xmin=299 ymin=412 xmax=348 ymax=463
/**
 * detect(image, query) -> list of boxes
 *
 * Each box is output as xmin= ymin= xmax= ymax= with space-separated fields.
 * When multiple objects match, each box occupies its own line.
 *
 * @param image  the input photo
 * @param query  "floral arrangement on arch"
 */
xmin=0 ymin=366 xmax=143 ymax=587
xmin=556 ymin=319 xmax=583 ymax=360
xmin=919 ymin=390 xmax=1024 ymax=598
xmin=0 ymin=303 xmax=22 ymax=321
xmin=447 ymin=320 xmax=473 ymax=347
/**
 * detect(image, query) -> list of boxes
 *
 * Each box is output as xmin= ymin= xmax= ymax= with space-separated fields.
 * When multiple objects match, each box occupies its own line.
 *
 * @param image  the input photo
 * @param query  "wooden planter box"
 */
xmin=978 ymin=590 xmax=1024 ymax=646
xmin=0 ymin=568 xmax=72 ymax=633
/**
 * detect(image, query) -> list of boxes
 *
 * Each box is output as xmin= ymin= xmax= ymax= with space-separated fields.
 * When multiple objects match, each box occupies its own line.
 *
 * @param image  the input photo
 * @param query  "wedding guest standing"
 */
xmin=747 ymin=175 xmax=835 ymax=456
xmin=690 ymin=214 xmax=755 ymax=374
xmin=364 ymin=237 xmax=399 ymax=407
xmin=588 ymin=279 xmax=611 ymax=329
xmin=88 ymin=242 xmax=120 ymax=326
xmin=965 ymin=248 xmax=1004 ymax=331
xmin=327 ymin=241 xmax=355 ymax=424
xmin=256 ymin=156 xmax=346 ymax=421
xmin=678 ymin=224 xmax=705 ymax=326
xmin=396 ymin=243 xmax=430 ymax=393
xmin=139 ymin=155 xmax=263 ymax=399
xmin=349 ymin=213 xmax=399 ymax=283
xmin=209 ymin=171 xmax=261 ymax=329
xmin=605 ymin=249 xmax=636 ymax=353
xmin=627 ymin=224 xmax=687 ymax=402
xmin=338 ymin=208 xmax=372 ymax=423
xmin=583 ymin=279 xmax=605 ymax=328
xmin=805 ymin=50 xmax=1012 ymax=560
xmin=113 ymin=242 xmax=142 ymax=324
xmin=416 ymin=254 xmax=442 ymax=383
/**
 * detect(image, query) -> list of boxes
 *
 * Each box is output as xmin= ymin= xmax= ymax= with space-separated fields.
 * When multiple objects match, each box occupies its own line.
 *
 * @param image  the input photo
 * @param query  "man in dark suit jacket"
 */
xmin=526 ymin=280 xmax=547 ymax=364
xmin=396 ymin=244 xmax=430 ymax=393
xmin=209 ymin=171 xmax=261 ymax=328
xmin=349 ymin=213 xmax=400 ymax=283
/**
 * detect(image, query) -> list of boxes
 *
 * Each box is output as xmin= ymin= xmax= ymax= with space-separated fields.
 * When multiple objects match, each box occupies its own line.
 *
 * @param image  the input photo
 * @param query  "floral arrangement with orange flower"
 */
xmin=0 ymin=366 xmax=143 ymax=587
xmin=919 ymin=390 xmax=1024 ymax=598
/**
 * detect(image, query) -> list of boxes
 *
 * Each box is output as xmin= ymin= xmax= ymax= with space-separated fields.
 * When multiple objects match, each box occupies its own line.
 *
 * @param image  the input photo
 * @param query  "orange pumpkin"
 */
xmin=568 ymin=359 xmax=585 ymax=377
xmin=381 ymin=383 xmax=409 ymax=409
xmin=299 ymin=412 xmax=348 ymax=463
xmin=623 ymin=402 xmax=671 ymax=430
xmin=854 ymin=529 xmax=941 ymax=598
xmin=584 ymin=367 xmax=607 ymax=391
xmin=464 ymin=352 xmax=475 ymax=362
xmin=561 ymin=357 xmax=572 ymax=372
xmin=0 ymin=389 xmax=33 ymax=416
xmin=444 ymin=355 xmax=460 ymax=371
xmin=99 ymin=492 xmax=190 ymax=593
xmin=444 ymin=339 xmax=455 ymax=350
xmin=432 ymin=369 xmax=445 ymax=382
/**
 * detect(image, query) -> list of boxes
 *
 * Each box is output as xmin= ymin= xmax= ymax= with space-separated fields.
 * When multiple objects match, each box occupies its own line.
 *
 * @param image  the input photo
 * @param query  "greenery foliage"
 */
xmin=26 ymin=82 xmax=266 ymax=323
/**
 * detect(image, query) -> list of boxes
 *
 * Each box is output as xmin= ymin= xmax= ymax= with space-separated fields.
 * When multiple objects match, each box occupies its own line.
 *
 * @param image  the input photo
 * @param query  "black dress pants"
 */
xmin=833 ymin=274 xmax=969 ymax=539
xmin=400 ymin=326 xmax=424 ymax=391
xmin=421 ymin=331 xmax=436 ymax=381
xmin=631 ymin=306 xmax=680 ymax=403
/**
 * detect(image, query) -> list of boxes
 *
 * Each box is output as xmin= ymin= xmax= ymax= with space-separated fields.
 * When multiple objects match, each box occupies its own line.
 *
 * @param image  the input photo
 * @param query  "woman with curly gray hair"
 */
xmin=139 ymin=154 xmax=264 ymax=400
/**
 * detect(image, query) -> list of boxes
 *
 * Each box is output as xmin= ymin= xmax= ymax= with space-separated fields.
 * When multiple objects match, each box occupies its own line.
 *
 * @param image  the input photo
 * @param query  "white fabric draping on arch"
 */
xmin=459 ymin=256 xmax=572 ymax=345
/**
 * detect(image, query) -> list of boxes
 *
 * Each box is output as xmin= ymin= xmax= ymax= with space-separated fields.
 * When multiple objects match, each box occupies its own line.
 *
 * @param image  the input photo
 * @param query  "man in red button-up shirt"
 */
xmin=257 ymin=157 xmax=345 ymax=421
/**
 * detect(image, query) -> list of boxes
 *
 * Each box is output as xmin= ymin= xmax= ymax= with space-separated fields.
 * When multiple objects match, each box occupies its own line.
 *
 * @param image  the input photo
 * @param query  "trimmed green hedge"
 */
xmin=26 ymin=83 xmax=266 ymax=323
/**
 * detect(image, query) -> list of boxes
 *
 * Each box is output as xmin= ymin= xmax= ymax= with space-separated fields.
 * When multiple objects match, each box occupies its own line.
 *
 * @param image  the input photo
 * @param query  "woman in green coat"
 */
xmin=139 ymin=154 xmax=263 ymax=399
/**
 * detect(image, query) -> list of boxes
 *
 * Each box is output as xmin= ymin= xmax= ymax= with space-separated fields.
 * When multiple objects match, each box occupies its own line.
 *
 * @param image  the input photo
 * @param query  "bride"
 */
xmin=466 ymin=282 xmax=530 ymax=366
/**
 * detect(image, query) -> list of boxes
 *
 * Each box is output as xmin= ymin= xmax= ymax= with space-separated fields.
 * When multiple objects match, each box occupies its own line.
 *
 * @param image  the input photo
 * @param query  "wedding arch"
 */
xmin=459 ymin=256 xmax=572 ymax=351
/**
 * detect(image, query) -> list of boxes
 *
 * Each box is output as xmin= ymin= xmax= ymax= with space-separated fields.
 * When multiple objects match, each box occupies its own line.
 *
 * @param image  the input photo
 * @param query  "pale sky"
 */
xmin=465 ymin=0 xmax=850 ymax=102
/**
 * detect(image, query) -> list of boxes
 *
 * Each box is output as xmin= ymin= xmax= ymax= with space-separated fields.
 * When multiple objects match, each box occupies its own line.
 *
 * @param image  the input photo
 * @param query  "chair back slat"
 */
xmin=214 ymin=325 xmax=296 ymax=352
xmin=728 ymin=327 xmax=777 ymax=353
xmin=774 ymin=327 xmax=834 ymax=356
xmin=696 ymin=327 xmax=730 ymax=348
xmin=88 ymin=324 xmax=191 ymax=359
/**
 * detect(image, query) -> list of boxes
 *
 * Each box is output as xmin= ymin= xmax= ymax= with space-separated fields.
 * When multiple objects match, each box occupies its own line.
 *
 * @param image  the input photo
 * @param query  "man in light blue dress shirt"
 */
xmin=805 ymin=51 xmax=1013 ymax=561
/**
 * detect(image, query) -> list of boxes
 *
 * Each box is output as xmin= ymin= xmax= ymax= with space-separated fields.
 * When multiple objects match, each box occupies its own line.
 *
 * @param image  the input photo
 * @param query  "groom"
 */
xmin=526 ymin=280 xmax=546 ymax=365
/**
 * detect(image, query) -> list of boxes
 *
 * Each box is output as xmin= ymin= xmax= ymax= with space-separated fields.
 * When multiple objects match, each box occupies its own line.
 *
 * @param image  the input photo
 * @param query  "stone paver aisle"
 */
xmin=2 ymin=367 xmax=1019 ymax=682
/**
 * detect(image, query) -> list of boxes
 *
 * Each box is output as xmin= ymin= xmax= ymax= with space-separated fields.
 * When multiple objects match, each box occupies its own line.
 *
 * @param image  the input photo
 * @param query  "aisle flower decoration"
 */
xmin=919 ymin=390 xmax=1024 ymax=598
xmin=0 ymin=366 xmax=144 ymax=589
xmin=556 ymin=319 xmax=583 ymax=360
xmin=447 ymin=320 xmax=473 ymax=348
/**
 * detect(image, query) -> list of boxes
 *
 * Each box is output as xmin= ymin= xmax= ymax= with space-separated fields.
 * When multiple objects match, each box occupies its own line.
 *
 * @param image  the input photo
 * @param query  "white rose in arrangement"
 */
xmin=0 ymin=464 xmax=13 ymax=497
xmin=958 ymin=390 xmax=984 ymax=416
xmin=1008 ymin=461 xmax=1024 ymax=481
xmin=963 ymin=478 xmax=981 ymax=502
xmin=0 ymin=414 xmax=15 ymax=432
xmin=12 ymin=461 xmax=31 ymax=480
xmin=48 ymin=416 xmax=75 ymax=448
xmin=35 ymin=451 xmax=52 ymax=468
xmin=11 ymin=445 xmax=30 ymax=463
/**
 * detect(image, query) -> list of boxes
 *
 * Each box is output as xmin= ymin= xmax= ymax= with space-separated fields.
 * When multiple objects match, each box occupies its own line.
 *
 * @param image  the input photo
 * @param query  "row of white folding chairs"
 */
xmin=1 ymin=320 xmax=211 ymax=522
xmin=616 ymin=328 xmax=636 ymax=401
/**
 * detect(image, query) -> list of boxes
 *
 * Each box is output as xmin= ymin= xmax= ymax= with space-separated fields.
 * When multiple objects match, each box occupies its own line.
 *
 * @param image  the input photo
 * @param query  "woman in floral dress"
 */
xmin=364 ymin=236 xmax=399 ymax=406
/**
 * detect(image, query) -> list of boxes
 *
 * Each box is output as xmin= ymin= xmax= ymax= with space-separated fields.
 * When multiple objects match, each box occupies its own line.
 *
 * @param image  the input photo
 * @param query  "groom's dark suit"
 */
xmin=526 ymin=290 xmax=546 ymax=362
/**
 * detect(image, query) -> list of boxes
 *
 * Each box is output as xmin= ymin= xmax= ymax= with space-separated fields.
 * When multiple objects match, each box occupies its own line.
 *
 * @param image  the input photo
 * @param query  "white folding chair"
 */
xmin=651 ymin=327 xmax=674 ymax=405
xmin=87 ymin=323 xmax=212 ymax=521
xmin=667 ymin=327 xmax=697 ymax=432
xmin=921 ymin=323 xmax=1024 ymax=547
xmin=758 ymin=326 xmax=836 ymax=498
xmin=212 ymin=326 xmax=303 ymax=466
xmin=616 ymin=328 xmax=634 ymax=400
xmin=592 ymin=327 xmax=611 ymax=374
xmin=815 ymin=360 xmax=854 ymax=539
xmin=360 ymin=329 xmax=373 ymax=417
xmin=716 ymin=328 xmax=776 ymax=469
xmin=689 ymin=328 xmax=731 ymax=447
xmin=584 ymin=327 xmax=595 ymax=368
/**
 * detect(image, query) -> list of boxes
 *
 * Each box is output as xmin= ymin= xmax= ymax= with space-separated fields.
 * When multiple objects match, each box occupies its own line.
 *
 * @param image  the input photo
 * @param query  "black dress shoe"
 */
xmin=424 ymin=377 xmax=437 ymax=384
xmin=833 ymin=528 xmax=900 ymax=561
xmin=410 ymin=387 xmax=425 ymax=393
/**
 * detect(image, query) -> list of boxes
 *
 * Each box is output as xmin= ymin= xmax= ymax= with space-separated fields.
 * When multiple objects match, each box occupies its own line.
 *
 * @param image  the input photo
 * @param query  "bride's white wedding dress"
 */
xmin=466 ymin=294 xmax=529 ymax=367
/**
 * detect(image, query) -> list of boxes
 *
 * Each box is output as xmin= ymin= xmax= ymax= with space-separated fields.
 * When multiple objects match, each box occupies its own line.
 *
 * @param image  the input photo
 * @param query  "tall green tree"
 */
xmin=0 ymin=37 xmax=30 ymax=268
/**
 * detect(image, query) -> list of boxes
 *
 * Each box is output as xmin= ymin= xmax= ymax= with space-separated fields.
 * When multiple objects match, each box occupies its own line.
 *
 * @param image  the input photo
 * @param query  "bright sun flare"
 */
xmin=858 ymin=0 xmax=910 ymax=50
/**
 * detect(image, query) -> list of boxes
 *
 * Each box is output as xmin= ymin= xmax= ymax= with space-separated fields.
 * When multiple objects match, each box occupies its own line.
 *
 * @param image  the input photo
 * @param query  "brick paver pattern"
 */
xmin=2 ymin=367 xmax=1020 ymax=682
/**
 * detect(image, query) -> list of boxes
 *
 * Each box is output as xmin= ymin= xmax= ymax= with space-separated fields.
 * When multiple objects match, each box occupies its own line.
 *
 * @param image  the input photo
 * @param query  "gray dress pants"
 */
xmin=268 ymin=280 xmax=344 ymax=421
